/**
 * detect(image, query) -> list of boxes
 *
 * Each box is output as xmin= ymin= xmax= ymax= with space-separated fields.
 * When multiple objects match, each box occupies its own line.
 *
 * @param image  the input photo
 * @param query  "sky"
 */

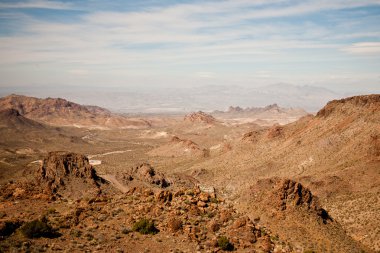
xmin=0 ymin=0 xmax=380 ymax=94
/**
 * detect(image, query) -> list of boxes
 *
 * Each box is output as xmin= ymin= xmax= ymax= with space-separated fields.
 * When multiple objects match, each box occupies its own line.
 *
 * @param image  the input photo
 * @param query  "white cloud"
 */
xmin=0 ymin=0 xmax=73 ymax=10
xmin=0 ymin=0 xmax=379 ymax=90
xmin=342 ymin=42 xmax=380 ymax=55
xmin=196 ymin=72 xmax=216 ymax=79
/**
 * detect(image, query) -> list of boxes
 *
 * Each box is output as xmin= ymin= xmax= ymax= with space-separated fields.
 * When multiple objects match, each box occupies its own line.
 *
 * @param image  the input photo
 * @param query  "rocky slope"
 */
xmin=186 ymin=94 xmax=380 ymax=251
xmin=0 ymin=94 xmax=378 ymax=252
xmin=0 ymin=108 xmax=45 ymax=130
xmin=0 ymin=94 xmax=151 ymax=129
xmin=148 ymin=136 xmax=208 ymax=158
xmin=1 ymin=152 xmax=294 ymax=253
xmin=239 ymin=178 xmax=366 ymax=252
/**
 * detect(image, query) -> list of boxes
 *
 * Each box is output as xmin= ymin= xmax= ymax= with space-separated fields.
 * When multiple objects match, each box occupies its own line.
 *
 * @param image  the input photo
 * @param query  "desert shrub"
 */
xmin=0 ymin=220 xmax=22 ymax=237
xmin=132 ymin=219 xmax=158 ymax=235
xmin=217 ymin=236 xmax=234 ymax=251
xmin=20 ymin=219 xmax=58 ymax=238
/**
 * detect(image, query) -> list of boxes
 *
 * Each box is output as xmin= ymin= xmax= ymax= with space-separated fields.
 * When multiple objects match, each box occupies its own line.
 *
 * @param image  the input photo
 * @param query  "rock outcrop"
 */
xmin=37 ymin=152 xmax=104 ymax=199
xmin=184 ymin=111 xmax=216 ymax=124
xmin=116 ymin=163 xmax=171 ymax=188
xmin=273 ymin=179 xmax=332 ymax=223
xmin=267 ymin=125 xmax=284 ymax=139
xmin=148 ymin=136 xmax=208 ymax=158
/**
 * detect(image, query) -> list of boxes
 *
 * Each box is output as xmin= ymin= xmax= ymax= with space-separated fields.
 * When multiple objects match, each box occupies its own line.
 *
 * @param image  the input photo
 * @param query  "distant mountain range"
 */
xmin=0 ymin=83 xmax=347 ymax=113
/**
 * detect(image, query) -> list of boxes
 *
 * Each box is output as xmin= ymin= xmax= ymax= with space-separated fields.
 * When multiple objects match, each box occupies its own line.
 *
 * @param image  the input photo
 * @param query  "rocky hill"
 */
xmin=187 ymin=94 xmax=380 ymax=251
xmin=0 ymin=94 xmax=151 ymax=129
xmin=36 ymin=152 xmax=107 ymax=199
xmin=184 ymin=111 xmax=217 ymax=124
xmin=0 ymin=108 xmax=45 ymax=130
xmin=0 ymin=152 xmax=293 ymax=253
xmin=148 ymin=136 xmax=208 ymax=158
xmin=0 ymin=94 xmax=378 ymax=252
xmin=239 ymin=178 xmax=365 ymax=252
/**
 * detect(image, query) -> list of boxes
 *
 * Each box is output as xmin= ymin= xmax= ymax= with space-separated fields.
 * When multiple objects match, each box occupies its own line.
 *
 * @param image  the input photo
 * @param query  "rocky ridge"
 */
xmin=0 ymin=108 xmax=45 ymax=130
xmin=0 ymin=94 xmax=151 ymax=129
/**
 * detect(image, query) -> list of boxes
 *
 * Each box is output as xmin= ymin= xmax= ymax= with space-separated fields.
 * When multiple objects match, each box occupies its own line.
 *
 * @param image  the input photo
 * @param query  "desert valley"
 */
xmin=0 ymin=93 xmax=379 ymax=253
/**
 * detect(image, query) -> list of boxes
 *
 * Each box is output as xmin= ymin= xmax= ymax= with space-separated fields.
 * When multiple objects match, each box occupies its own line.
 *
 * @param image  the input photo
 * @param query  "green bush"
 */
xmin=217 ymin=236 xmax=234 ymax=251
xmin=132 ymin=219 xmax=158 ymax=235
xmin=20 ymin=219 xmax=58 ymax=238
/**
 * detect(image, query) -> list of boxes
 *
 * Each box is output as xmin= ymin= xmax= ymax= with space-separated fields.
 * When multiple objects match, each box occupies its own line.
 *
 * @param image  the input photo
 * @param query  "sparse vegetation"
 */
xmin=0 ymin=220 xmax=22 ymax=237
xmin=217 ymin=236 xmax=234 ymax=251
xmin=20 ymin=218 xmax=58 ymax=238
xmin=132 ymin=219 xmax=159 ymax=235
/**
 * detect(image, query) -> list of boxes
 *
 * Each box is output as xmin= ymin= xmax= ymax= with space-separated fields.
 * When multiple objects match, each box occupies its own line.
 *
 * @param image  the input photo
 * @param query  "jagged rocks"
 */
xmin=274 ymin=179 xmax=332 ymax=223
xmin=38 ymin=152 xmax=98 ymax=183
xmin=117 ymin=163 xmax=171 ymax=188
xmin=37 ymin=151 xmax=104 ymax=199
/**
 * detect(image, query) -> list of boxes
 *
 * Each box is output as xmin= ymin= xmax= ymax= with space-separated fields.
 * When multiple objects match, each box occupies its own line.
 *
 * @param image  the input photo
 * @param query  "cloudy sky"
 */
xmin=0 ymin=0 xmax=380 ymax=93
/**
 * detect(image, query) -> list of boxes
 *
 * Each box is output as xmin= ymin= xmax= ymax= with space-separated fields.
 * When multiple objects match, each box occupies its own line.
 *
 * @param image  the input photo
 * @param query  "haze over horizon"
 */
xmin=0 ymin=0 xmax=379 ymax=112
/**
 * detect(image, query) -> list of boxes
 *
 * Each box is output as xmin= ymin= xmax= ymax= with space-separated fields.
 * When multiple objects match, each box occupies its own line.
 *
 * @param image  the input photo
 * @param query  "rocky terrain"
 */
xmin=184 ymin=111 xmax=217 ymax=125
xmin=0 ymin=94 xmax=379 ymax=252
xmin=0 ymin=108 xmax=46 ymax=130
xmin=0 ymin=94 xmax=150 ymax=129
xmin=0 ymin=152 xmax=295 ymax=252
xmin=148 ymin=136 xmax=208 ymax=158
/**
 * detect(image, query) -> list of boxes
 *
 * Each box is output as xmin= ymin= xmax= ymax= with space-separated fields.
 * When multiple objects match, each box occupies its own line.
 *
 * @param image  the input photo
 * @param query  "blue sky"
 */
xmin=0 ymin=0 xmax=379 ymax=93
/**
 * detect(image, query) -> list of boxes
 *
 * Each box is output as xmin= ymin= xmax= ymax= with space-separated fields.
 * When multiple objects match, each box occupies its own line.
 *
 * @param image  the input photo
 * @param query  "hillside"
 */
xmin=0 ymin=108 xmax=45 ymax=130
xmin=186 ymin=94 xmax=380 ymax=251
xmin=0 ymin=94 xmax=378 ymax=252
xmin=0 ymin=94 xmax=151 ymax=129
